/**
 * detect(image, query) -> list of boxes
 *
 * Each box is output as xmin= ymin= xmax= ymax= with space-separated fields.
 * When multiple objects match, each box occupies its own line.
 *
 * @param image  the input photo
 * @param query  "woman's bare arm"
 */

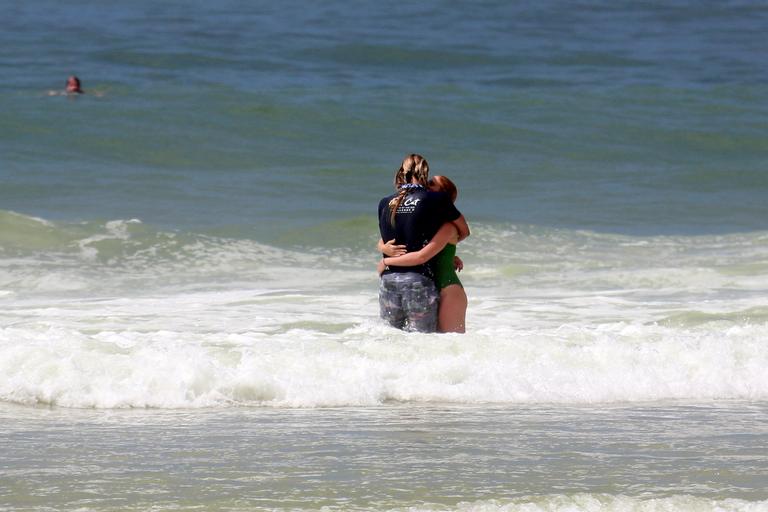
xmin=382 ymin=223 xmax=455 ymax=267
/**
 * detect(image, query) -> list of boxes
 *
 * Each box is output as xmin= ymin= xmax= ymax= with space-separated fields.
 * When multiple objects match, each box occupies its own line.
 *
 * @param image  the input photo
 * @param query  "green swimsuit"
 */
xmin=432 ymin=243 xmax=463 ymax=290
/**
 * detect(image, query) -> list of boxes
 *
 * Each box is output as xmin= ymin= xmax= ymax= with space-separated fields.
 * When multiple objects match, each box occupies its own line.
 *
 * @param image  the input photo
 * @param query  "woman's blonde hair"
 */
xmin=387 ymin=154 xmax=430 ymax=225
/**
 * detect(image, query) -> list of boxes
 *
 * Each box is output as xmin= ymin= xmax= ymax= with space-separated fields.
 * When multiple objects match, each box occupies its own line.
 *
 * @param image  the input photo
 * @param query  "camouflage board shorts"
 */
xmin=378 ymin=272 xmax=439 ymax=333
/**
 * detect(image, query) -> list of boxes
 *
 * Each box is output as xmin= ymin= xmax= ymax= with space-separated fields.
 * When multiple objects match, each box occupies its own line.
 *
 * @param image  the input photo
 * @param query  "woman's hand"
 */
xmin=379 ymin=239 xmax=406 ymax=257
xmin=453 ymin=256 xmax=464 ymax=272
xmin=377 ymin=259 xmax=387 ymax=276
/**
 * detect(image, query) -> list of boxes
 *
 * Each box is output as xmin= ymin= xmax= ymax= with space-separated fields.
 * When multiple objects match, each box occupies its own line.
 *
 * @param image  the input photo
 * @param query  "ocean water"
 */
xmin=1 ymin=1 xmax=768 ymax=510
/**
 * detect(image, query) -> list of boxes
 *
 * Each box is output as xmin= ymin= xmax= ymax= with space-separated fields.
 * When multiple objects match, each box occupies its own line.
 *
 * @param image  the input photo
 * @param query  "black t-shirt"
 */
xmin=378 ymin=186 xmax=461 ymax=278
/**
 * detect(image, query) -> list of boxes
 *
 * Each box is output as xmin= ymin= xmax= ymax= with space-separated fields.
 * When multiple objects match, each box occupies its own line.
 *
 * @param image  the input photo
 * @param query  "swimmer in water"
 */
xmin=65 ymin=76 xmax=83 ymax=94
xmin=48 ymin=75 xmax=103 ymax=96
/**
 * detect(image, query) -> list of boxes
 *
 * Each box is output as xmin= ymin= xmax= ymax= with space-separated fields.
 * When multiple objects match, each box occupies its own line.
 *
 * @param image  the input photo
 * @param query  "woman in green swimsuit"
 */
xmin=380 ymin=176 xmax=468 ymax=333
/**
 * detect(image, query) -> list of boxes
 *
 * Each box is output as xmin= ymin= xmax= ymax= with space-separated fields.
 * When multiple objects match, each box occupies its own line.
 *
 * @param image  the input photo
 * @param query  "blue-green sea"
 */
xmin=1 ymin=1 xmax=767 ymax=511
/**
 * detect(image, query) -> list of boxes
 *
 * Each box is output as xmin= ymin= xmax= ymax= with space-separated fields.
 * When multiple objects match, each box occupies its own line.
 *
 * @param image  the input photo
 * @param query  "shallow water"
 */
xmin=2 ymin=401 xmax=767 ymax=511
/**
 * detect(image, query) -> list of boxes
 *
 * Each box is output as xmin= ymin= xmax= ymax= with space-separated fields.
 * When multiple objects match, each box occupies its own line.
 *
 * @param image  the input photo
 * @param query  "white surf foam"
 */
xmin=2 ymin=220 xmax=768 ymax=409
xmin=1 ymin=310 xmax=766 ymax=408
xmin=390 ymin=495 xmax=768 ymax=512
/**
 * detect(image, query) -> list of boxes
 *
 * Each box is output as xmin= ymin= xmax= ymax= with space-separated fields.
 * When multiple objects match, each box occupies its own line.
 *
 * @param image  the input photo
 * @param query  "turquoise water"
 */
xmin=2 ymin=1 xmax=768 ymax=510
xmin=2 ymin=1 xmax=767 ymax=236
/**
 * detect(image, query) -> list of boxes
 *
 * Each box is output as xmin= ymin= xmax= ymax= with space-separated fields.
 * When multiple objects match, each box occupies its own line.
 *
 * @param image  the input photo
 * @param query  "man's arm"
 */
xmin=452 ymin=214 xmax=470 ymax=242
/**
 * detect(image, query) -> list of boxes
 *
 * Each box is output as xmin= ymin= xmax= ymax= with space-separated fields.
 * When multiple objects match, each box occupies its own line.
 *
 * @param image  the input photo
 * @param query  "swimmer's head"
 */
xmin=394 ymin=154 xmax=429 ymax=188
xmin=66 ymin=76 xmax=82 ymax=93
xmin=428 ymin=175 xmax=458 ymax=203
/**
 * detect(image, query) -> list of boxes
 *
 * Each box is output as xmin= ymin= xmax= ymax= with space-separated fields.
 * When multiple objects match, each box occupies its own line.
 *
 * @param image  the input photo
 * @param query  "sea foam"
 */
xmin=390 ymin=495 xmax=768 ymax=512
xmin=1 ymin=317 xmax=766 ymax=409
xmin=2 ymin=213 xmax=768 ymax=409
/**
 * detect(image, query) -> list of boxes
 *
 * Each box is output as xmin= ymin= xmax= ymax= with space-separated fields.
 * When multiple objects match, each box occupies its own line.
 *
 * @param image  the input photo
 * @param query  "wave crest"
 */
xmin=2 ymin=321 xmax=767 ymax=409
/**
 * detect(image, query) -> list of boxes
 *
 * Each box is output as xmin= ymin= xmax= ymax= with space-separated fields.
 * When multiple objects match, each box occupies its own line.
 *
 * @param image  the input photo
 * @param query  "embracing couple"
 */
xmin=377 ymin=154 xmax=470 ymax=333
